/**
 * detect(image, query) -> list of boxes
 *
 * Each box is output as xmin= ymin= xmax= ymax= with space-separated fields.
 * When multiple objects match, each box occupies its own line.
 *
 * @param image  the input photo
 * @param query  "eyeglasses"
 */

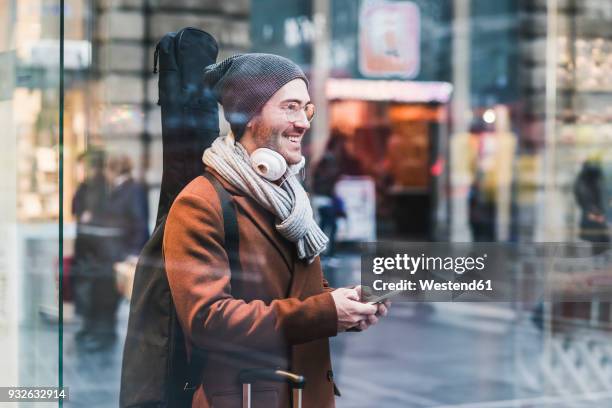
xmin=281 ymin=102 xmax=315 ymax=123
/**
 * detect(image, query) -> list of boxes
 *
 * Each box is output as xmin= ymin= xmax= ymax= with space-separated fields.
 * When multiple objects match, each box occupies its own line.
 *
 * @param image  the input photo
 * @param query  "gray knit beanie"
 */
xmin=203 ymin=53 xmax=309 ymax=139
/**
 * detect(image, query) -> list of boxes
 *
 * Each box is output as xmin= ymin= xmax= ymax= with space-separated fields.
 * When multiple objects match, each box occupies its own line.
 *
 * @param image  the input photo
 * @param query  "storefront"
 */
xmin=323 ymin=78 xmax=452 ymax=241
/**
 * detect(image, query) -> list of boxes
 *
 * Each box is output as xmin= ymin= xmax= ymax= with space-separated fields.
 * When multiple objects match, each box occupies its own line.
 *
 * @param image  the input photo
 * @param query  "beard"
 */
xmin=248 ymin=115 xmax=304 ymax=165
xmin=251 ymin=118 xmax=283 ymax=152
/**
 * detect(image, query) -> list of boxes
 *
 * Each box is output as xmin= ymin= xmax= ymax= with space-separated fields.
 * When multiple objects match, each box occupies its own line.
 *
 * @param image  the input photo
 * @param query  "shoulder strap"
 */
xmin=183 ymin=172 xmax=242 ymax=400
xmin=203 ymin=172 xmax=242 ymax=275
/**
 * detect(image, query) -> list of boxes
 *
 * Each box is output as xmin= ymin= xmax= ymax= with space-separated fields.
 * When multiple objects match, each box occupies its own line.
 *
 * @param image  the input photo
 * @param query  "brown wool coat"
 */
xmin=163 ymin=169 xmax=339 ymax=408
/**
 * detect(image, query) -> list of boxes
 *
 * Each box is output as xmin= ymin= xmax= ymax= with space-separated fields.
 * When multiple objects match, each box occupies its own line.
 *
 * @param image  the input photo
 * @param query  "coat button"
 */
xmin=326 ymin=370 xmax=334 ymax=382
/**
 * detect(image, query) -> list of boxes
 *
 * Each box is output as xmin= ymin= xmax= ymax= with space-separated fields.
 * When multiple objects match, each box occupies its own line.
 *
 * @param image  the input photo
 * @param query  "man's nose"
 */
xmin=293 ymin=112 xmax=310 ymax=130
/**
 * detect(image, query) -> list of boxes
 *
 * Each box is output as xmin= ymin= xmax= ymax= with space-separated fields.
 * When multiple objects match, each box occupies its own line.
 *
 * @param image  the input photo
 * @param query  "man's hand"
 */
xmin=355 ymin=285 xmax=391 ymax=330
xmin=330 ymin=288 xmax=377 ymax=332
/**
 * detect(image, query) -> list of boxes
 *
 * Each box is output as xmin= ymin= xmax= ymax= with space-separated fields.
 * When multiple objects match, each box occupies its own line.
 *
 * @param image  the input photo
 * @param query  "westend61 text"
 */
xmin=373 ymin=279 xmax=493 ymax=292
xmin=372 ymin=253 xmax=487 ymax=275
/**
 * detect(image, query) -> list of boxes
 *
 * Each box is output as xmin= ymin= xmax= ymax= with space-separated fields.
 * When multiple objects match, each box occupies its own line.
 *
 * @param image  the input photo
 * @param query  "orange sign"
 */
xmin=359 ymin=2 xmax=420 ymax=78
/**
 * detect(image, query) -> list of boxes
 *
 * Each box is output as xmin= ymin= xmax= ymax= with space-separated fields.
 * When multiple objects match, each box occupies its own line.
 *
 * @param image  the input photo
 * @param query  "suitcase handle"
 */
xmin=238 ymin=368 xmax=305 ymax=389
xmin=239 ymin=369 xmax=305 ymax=408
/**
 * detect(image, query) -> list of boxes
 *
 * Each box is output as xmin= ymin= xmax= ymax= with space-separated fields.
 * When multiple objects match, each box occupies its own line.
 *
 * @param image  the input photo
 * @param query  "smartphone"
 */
xmin=366 ymin=289 xmax=402 ymax=304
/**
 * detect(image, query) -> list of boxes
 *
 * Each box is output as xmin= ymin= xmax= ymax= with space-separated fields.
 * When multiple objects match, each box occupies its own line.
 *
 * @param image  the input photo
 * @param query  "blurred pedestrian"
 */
xmin=468 ymin=170 xmax=497 ymax=242
xmin=72 ymin=149 xmax=108 ymax=339
xmin=95 ymin=154 xmax=149 ymax=347
xmin=74 ymin=151 xmax=149 ymax=351
xmin=313 ymin=151 xmax=346 ymax=258
xmin=574 ymin=156 xmax=610 ymax=250
xmin=535 ymin=156 xmax=612 ymax=330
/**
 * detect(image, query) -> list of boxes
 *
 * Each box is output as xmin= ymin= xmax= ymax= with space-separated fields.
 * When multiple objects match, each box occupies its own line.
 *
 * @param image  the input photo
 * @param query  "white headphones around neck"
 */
xmin=250 ymin=148 xmax=305 ymax=181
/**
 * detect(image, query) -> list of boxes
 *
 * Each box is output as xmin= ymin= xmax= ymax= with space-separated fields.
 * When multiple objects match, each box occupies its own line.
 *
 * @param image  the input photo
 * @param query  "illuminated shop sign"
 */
xmin=359 ymin=1 xmax=421 ymax=78
xmin=326 ymin=78 xmax=453 ymax=103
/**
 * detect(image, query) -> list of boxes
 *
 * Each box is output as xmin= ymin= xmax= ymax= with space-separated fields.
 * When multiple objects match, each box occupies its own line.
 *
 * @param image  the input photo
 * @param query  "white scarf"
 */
xmin=202 ymin=134 xmax=328 ymax=263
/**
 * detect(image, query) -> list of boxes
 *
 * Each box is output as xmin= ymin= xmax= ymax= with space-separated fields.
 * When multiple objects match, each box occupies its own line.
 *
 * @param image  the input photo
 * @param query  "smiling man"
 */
xmin=163 ymin=53 xmax=389 ymax=407
xmin=241 ymin=79 xmax=311 ymax=166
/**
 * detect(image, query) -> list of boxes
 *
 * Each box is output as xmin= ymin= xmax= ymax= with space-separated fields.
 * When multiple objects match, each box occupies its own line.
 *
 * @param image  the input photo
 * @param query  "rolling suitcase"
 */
xmin=238 ymin=368 xmax=305 ymax=408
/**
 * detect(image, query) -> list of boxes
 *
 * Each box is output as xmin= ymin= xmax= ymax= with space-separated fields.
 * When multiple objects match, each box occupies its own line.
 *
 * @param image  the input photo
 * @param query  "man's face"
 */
xmin=247 ymin=79 xmax=311 ymax=165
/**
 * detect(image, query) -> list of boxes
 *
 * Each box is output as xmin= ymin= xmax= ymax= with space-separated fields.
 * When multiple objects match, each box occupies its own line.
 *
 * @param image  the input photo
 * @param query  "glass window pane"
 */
xmin=3 ymin=0 xmax=612 ymax=406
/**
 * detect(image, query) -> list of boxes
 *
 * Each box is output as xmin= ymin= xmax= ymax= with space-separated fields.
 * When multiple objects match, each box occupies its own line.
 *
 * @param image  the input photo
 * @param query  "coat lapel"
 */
xmin=233 ymin=195 xmax=294 ymax=270
xmin=206 ymin=169 xmax=319 ymax=299
xmin=235 ymin=193 xmax=317 ymax=299
xmin=207 ymin=170 xmax=294 ymax=272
